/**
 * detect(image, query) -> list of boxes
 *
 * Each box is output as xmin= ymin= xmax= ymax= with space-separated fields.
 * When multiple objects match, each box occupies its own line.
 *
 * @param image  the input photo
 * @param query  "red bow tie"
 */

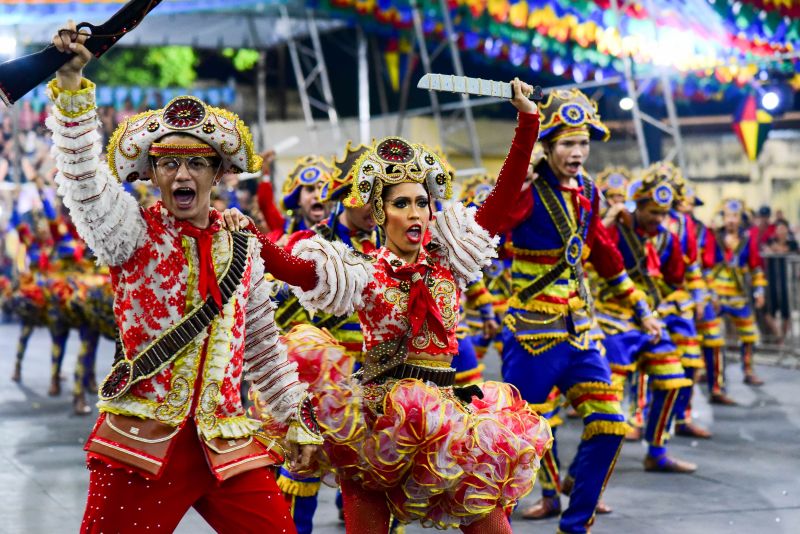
xmin=391 ymin=261 xmax=447 ymax=342
xmin=350 ymin=229 xmax=376 ymax=253
xmin=558 ymin=184 xmax=592 ymax=216
xmin=634 ymin=228 xmax=662 ymax=276
xmin=178 ymin=222 xmax=223 ymax=310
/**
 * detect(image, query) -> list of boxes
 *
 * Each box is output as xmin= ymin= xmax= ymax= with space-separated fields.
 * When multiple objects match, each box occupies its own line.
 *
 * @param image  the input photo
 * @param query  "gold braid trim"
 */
xmin=277 ymin=475 xmax=321 ymax=497
xmin=406 ymin=358 xmax=452 ymax=369
xmin=680 ymin=357 xmax=705 ymax=369
xmin=649 ymin=377 xmax=693 ymax=390
xmin=455 ymin=363 xmax=485 ymax=384
xmin=149 ymin=143 xmax=219 ymax=157
xmin=107 ymin=109 xmax=158 ymax=183
xmin=609 ymin=362 xmax=638 ymax=373
xmin=47 ymin=77 xmax=96 ymax=118
xmin=582 ymin=420 xmax=631 ymax=441
xmin=565 ymin=381 xmax=623 ymax=403
xmin=470 ymin=292 xmax=496 ymax=308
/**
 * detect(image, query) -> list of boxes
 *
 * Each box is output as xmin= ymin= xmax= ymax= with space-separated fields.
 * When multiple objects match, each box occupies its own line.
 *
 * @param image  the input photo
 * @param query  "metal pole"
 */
xmin=410 ymin=0 xmax=443 ymax=146
xmin=247 ymin=17 xmax=269 ymax=151
xmin=396 ymin=52 xmax=418 ymax=136
xmin=306 ymin=9 xmax=339 ymax=128
xmin=439 ymin=0 xmax=481 ymax=166
xmin=357 ymin=26 xmax=370 ymax=144
xmin=660 ymin=71 xmax=687 ymax=173
xmin=611 ymin=0 xmax=649 ymax=166
xmin=281 ymin=6 xmax=315 ymax=129
xmin=255 ymin=50 xmax=268 ymax=151
xmin=370 ymin=34 xmax=390 ymax=116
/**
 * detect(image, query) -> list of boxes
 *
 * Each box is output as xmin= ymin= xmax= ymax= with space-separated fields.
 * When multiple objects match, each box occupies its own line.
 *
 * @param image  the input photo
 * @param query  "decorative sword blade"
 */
xmin=417 ymin=73 xmax=543 ymax=101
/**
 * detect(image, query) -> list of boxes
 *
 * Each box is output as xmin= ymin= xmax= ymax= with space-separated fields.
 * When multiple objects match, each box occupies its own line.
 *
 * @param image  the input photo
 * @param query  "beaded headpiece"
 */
xmin=459 ymin=173 xmax=497 ymax=209
xmin=720 ymin=198 xmax=746 ymax=216
xmin=108 ymin=95 xmax=261 ymax=183
xmin=323 ymin=141 xmax=372 ymax=202
xmin=683 ymin=185 xmax=704 ymax=207
xmin=538 ymin=89 xmax=610 ymax=142
xmin=652 ymin=161 xmax=687 ymax=205
xmin=596 ymin=167 xmax=632 ymax=198
xmin=630 ymin=162 xmax=676 ymax=209
xmin=344 ymin=137 xmax=452 ymax=225
xmin=282 ymin=155 xmax=336 ymax=211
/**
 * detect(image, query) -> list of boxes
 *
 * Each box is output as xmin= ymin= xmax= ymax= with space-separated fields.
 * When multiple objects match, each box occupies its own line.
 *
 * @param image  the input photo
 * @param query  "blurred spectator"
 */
xmin=1 ymin=115 xmax=12 ymax=143
xmin=768 ymin=220 xmax=798 ymax=255
xmin=765 ymin=220 xmax=799 ymax=345
xmin=751 ymin=205 xmax=776 ymax=253
xmin=17 ymin=101 xmax=36 ymax=132
xmin=0 ymin=102 xmax=257 ymax=290
xmin=115 ymin=97 xmax=137 ymax=125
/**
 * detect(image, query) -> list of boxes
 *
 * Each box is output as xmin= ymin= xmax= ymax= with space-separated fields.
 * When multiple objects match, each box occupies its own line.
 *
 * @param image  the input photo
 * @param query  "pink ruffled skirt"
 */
xmin=316 ymin=376 xmax=552 ymax=529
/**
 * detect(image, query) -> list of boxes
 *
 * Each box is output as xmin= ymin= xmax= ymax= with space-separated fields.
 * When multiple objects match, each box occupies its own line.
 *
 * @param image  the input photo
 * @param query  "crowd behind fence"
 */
xmin=3 ymin=104 xmax=800 ymax=354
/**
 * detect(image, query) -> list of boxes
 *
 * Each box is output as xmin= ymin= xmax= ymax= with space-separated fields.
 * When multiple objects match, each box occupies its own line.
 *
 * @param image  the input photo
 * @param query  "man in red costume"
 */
xmin=49 ymin=22 xmax=320 ymax=533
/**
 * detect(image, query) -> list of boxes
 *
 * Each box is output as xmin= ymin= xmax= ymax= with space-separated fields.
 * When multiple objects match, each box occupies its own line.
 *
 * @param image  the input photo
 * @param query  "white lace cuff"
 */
xmin=45 ymin=80 xmax=146 ymax=266
xmin=46 ymin=78 xmax=97 ymax=118
xmin=290 ymin=235 xmax=374 ymax=316
xmin=429 ymin=202 xmax=500 ymax=287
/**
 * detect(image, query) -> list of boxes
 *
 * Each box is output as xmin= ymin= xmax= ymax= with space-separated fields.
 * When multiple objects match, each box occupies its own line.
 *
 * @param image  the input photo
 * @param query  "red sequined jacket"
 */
xmin=46 ymin=78 xmax=305 ymax=440
xmin=249 ymin=112 xmax=539 ymax=356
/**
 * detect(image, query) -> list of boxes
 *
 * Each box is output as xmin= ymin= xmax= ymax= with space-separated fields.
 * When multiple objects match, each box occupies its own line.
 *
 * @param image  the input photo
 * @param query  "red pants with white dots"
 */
xmin=80 ymin=419 xmax=296 ymax=534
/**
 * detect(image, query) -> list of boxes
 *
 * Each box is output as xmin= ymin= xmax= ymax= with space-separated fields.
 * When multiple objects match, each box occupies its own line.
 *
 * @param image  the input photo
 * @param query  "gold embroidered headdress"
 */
xmin=281 ymin=155 xmax=336 ymax=210
xmin=459 ymin=173 xmax=497 ymax=209
xmin=719 ymin=198 xmax=746 ymax=217
xmin=596 ymin=167 xmax=632 ymax=198
xmin=538 ymin=88 xmax=610 ymax=142
xmin=344 ymin=137 xmax=452 ymax=225
xmin=630 ymin=162 xmax=678 ymax=209
xmin=322 ymin=141 xmax=372 ymax=202
xmin=107 ymin=95 xmax=261 ymax=183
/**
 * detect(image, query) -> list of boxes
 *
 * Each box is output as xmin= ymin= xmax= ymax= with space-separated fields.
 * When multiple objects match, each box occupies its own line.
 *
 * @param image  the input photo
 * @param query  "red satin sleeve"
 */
xmin=475 ymin=111 xmax=539 ymax=235
xmin=683 ymin=215 xmax=699 ymax=264
xmin=748 ymin=232 xmax=764 ymax=270
xmin=701 ymin=227 xmax=717 ymax=270
xmin=663 ymin=232 xmax=686 ymax=287
xmin=247 ymin=221 xmax=318 ymax=291
xmin=257 ymin=179 xmax=286 ymax=234
xmin=586 ymin=202 xmax=627 ymax=279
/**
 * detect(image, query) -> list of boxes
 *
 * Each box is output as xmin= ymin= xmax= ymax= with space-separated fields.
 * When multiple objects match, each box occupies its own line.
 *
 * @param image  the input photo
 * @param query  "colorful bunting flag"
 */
xmin=732 ymin=94 xmax=773 ymax=161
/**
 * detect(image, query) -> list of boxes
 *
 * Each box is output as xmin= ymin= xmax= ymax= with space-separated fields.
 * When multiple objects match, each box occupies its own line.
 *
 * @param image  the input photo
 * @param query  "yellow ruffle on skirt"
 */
xmin=316 ymin=377 xmax=552 ymax=529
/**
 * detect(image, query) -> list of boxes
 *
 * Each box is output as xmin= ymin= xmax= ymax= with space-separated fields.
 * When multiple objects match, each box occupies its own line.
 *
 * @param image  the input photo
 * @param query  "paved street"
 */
xmin=1 ymin=322 xmax=799 ymax=533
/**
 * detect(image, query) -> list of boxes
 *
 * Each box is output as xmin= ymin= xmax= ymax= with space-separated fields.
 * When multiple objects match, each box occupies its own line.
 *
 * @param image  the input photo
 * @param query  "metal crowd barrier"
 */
xmin=759 ymin=253 xmax=800 ymax=364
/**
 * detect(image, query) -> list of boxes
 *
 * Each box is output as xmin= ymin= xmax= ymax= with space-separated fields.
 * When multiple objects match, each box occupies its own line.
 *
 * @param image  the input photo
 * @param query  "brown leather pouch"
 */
xmin=360 ymin=332 xmax=410 ymax=383
xmin=85 ymin=413 xmax=181 ymax=478
xmin=202 ymin=435 xmax=284 ymax=482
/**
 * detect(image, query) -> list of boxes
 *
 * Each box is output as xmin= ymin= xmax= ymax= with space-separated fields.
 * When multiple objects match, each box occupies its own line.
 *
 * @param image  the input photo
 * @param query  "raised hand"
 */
xmin=52 ymin=20 xmax=92 ymax=91
xmin=510 ymin=78 xmax=538 ymax=115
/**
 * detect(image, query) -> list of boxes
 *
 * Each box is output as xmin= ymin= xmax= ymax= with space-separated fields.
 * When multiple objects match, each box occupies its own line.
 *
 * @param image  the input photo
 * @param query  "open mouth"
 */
xmin=565 ymin=162 xmax=581 ymax=173
xmin=309 ymin=202 xmax=326 ymax=216
xmin=173 ymin=187 xmax=196 ymax=210
xmin=406 ymin=224 xmax=422 ymax=244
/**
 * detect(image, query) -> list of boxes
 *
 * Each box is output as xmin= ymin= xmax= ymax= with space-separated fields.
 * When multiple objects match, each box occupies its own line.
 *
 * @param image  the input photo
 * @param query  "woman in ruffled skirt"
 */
xmin=234 ymin=78 xmax=551 ymax=533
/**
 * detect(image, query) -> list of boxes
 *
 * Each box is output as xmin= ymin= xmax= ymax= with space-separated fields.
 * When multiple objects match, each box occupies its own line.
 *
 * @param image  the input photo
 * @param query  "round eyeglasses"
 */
xmin=152 ymin=156 xmax=220 ymax=178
